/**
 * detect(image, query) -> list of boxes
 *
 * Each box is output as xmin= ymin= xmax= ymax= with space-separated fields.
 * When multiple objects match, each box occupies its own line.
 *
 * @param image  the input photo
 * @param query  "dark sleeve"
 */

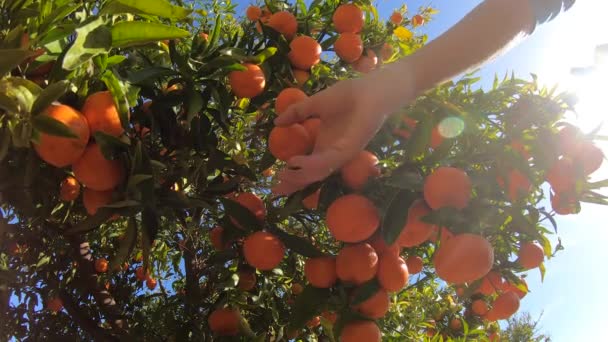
xmin=529 ymin=0 xmax=575 ymax=30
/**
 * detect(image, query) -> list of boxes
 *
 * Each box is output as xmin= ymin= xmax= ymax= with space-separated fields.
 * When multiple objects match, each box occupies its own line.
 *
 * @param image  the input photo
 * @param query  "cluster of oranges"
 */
xmin=35 ymin=91 xmax=125 ymax=217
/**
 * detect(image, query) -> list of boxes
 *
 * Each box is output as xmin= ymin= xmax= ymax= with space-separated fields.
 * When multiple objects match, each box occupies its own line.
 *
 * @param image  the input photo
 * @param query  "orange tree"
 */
xmin=0 ymin=0 xmax=606 ymax=341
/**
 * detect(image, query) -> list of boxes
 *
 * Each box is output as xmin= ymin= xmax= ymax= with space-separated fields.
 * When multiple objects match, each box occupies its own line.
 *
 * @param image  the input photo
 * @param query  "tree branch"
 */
xmin=59 ymin=289 xmax=117 ymax=342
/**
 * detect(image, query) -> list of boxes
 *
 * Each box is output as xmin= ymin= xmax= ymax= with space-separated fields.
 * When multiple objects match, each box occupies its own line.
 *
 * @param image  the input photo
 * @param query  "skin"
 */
xmin=273 ymin=0 xmax=537 ymax=195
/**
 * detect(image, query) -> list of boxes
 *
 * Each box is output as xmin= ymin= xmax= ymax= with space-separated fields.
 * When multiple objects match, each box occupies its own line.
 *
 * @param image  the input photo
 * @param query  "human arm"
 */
xmin=273 ymin=0 xmax=573 ymax=195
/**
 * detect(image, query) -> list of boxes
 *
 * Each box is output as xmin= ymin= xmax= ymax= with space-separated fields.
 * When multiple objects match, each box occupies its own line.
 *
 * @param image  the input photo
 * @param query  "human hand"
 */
xmin=272 ymin=64 xmax=415 ymax=195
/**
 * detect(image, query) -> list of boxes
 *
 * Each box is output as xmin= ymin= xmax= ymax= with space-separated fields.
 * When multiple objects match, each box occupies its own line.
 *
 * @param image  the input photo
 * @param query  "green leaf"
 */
xmin=100 ymin=69 xmax=134 ymax=129
xmin=404 ymin=116 xmax=433 ymax=158
xmin=288 ymin=285 xmax=330 ymax=330
xmin=36 ymin=255 xmax=51 ymax=268
xmin=101 ymin=0 xmax=192 ymax=20
xmin=185 ymin=88 xmax=203 ymax=124
xmin=248 ymin=47 xmax=277 ymax=64
xmin=127 ymin=66 xmax=179 ymax=84
xmin=268 ymin=225 xmax=325 ymax=258
xmin=110 ymin=216 xmax=137 ymax=271
xmin=106 ymin=55 xmax=127 ymax=67
xmin=127 ymin=174 xmax=153 ymax=190
xmin=539 ymin=262 xmax=546 ymax=282
xmin=350 ymin=279 xmax=380 ymax=305
xmin=93 ymin=131 xmax=130 ymax=156
xmin=0 ymin=93 xmax=19 ymax=114
xmin=64 ymin=208 xmax=115 ymax=235
xmin=0 ymin=49 xmax=35 ymax=76
xmin=220 ymin=198 xmax=261 ymax=231
xmin=141 ymin=206 xmax=159 ymax=273
xmin=104 ymin=200 xmax=141 ymax=208
xmin=111 ymin=21 xmax=190 ymax=48
xmin=31 ymin=114 xmax=78 ymax=139
xmin=30 ymin=80 xmax=70 ymax=116
xmin=63 ymin=18 xmax=112 ymax=70
xmin=204 ymin=15 xmax=222 ymax=54
xmin=380 ymin=190 xmax=416 ymax=245
xmin=385 ymin=169 xmax=423 ymax=191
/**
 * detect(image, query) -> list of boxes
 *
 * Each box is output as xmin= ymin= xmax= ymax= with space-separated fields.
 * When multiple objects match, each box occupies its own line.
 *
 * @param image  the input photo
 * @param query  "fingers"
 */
xmin=272 ymin=149 xmax=345 ymax=195
xmin=274 ymin=97 xmax=316 ymax=126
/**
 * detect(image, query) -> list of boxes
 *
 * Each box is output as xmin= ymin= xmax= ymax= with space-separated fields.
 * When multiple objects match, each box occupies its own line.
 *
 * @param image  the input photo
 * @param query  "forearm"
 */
xmin=372 ymin=0 xmax=536 ymax=116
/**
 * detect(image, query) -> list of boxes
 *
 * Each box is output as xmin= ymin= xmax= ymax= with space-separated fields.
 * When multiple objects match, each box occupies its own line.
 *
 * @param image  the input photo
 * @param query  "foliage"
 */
xmin=0 ymin=0 xmax=605 ymax=341
xmin=502 ymin=312 xmax=551 ymax=342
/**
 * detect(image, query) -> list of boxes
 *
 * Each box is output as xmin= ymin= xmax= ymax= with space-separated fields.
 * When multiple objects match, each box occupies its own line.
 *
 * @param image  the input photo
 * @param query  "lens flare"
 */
xmin=438 ymin=117 xmax=465 ymax=138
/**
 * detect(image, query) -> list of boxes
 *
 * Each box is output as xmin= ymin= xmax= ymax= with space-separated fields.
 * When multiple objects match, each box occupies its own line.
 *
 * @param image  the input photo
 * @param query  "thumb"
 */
xmin=274 ymin=98 xmax=316 ymax=126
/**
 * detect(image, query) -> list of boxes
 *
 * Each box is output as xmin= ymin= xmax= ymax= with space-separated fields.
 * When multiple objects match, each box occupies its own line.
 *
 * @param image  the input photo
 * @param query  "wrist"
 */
xmin=362 ymin=58 xmax=418 ymax=118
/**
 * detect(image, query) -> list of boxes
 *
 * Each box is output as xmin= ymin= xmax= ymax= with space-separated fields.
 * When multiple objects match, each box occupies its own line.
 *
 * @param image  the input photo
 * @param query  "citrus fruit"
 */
xmin=332 ymin=4 xmax=364 ymax=33
xmin=449 ymin=318 xmax=462 ymax=330
xmin=505 ymin=278 xmax=528 ymax=299
xmin=472 ymin=299 xmax=489 ymax=316
xmin=412 ymin=14 xmax=425 ymax=26
xmin=267 ymin=11 xmax=297 ymax=39
xmin=81 ymin=91 xmax=124 ymax=137
xmin=243 ymin=231 xmax=285 ymax=270
xmin=288 ymin=36 xmax=322 ymax=70
xmin=33 ymin=104 xmax=90 ymax=167
xmin=210 ymin=226 xmax=225 ymax=251
xmin=246 ymin=5 xmax=262 ymax=20
xmin=47 ymin=297 xmax=63 ymax=313
xmin=430 ymin=125 xmax=444 ymax=149
xmin=94 ymin=258 xmax=108 ymax=273
xmin=510 ymin=139 xmax=531 ymax=160
xmin=517 ymin=242 xmax=544 ymax=269
xmin=367 ymin=233 xmax=399 ymax=256
xmin=237 ymin=269 xmax=257 ymax=291
xmin=229 ymin=63 xmax=266 ymax=98
xmin=301 ymin=118 xmax=321 ymax=142
xmin=556 ymin=124 xmax=582 ymax=157
xmin=405 ymin=255 xmax=424 ymax=274
xmin=291 ymin=283 xmax=304 ymax=295
xmin=353 ymin=289 xmax=390 ymax=319
xmin=433 ymin=233 xmax=494 ymax=284
xmin=305 ymin=256 xmax=337 ymax=288
xmin=491 ymin=291 xmax=520 ymax=320
xmin=208 ymin=308 xmax=240 ymax=336
xmin=377 ymin=253 xmax=409 ymax=292
xmin=340 ymin=150 xmax=380 ymax=190
xmin=428 ymin=226 xmax=454 ymax=244
xmin=390 ymin=11 xmax=403 ymax=24
xmin=423 ymin=167 xmax=472 ymax=210
xmin=293 ymin=69 xmax=310 ymax=85
xmin=497 ymin=169 xmax=532 ymax=202
xmin=321 ymin=311 xmax=338 ymax=324
xmin=546 ymin=158 xmax=576 ymax=193
xmin=336 ymin=243 xmax=378 ymax=285
xmin=551 ymin=191 xmax=577 ymax=215
xmin=135 ymin=267 xmax=149 ymax=281
xmin=340 ymin=321 xmax=381 ymax=342
xmin=477 ymin=271 xmax=505 ymax=295
xmin=275 ymin=87 xmax=308 ymax=115
xmin=380 ymin=42 xmax=393 ymax=61
xmin=326 ymin=194 xmax=380 ymax=243
xmin=72 ymin=143 xmax=124 ymax=191
xmin=146 ymin=277 xmax=157 ymax=290
xmin=334 ymin=32 xmax=363 ymax=63
xmin=83 ymin=188 xmax=113 ymax=215
xmin=577 ymin=140 xmax=604 ymax=175
xmin=306 ymin=316 xmax=321 ymax=329
xmin=397 ymin=199 xmax=436 ymax=247
xmin=59 ymin=176 xmax=80 ymax=201
xmin=268 ymin=124 xmax=312 ymax=161
xmin=233 ymin=192 xmax=266 ymax=221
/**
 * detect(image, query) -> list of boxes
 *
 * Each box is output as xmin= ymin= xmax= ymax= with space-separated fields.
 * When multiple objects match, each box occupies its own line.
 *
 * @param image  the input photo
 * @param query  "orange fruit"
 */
xmin=397 ymin=199 xmax=436 ymax=247
xmin=243 ymin=231 xmax=285 ymax=270
xmin=340 ymin=321 xmax=381 ymax=342
xmin=146 ymin=277 xmax=157 ymax=290
xmin=472 ymin=299 xmax=489 ymax=316
xmin=233 ymin=192 xmax=267 ymax=221
xmin=210 ymin=226 xmax=225 ymax=250
xmin=94 ymin=258 xmax=108 ymax=273
xmin=423 ymin=167 xmax=472 ymax=210
xmin=229 ymin=63 xmax=266 ymax=98
xmin=81 ymin=91 xmax=124 ymax=137
xmin=336 ymin=243 xmax=378 ymax=284
xmin=321 ymin=311 xmax=338 ymax=324
xmin=390 ymin=11 xmax=403 ymax=24
xmin=353 ymin=289 xmax=389 ymax=319
xmin=517 ymin=242 xmax=544 ymax=269
xmin=491 ymin=291 xmax=520 ymax=320
xmin=449 ymin=318 xmax=462 ymax=330
xmin=367 ymin=233 xmax=399 ymax=256
xmin=546 ymin=158 xmax=576 ymax=193
xmin=477 ymin=271 xmax=505 ymax=295
xmin=267 ymin=11 xmax=297 ymax=39
xmin=83 ymin=188 xmax=113 ymax=216
xmin=237 ymin=269 xmax=257 ymax=291
xmin=73 ymin=143 xmax=124 ymax=191
xmin=326 ymin=194 xmax=380 ymax=243
xmin=291 ymin=283 xmax=304 ymax=295
xmin=293 ymin=69 xmax=310 ymax=85
xmin=268 ymin=124 xmax=313 ymax=161
xmin=275 ymin=88 xmax=308 ymax=115
xmin=302 ymin=189 xmax=320 ymax=210
xmin=556 ymin=124 xmax=582 ymax=157
xmin=332 ymin=4 xmax=364 ymax=33
xmin=246 ymin=5 xmax=262 ymax=20
xmin=334 ymin=33 xmax=363 ymax=63
xmin=301 ymin=118 xmax=321 ymax=143
xmin=33 ymin=104 xmax=90 ymax=167
xmin=199 ymin=32 xmax=208 ymax=40
xmin=411 ymin=14 xmax=425 ymax=26
xmin=352 ymin=49 xmax=378 ymax=73
xmin=305 ymin=256 xmax=337 ymax=288
xmin=306 ymin=316 xmax=321 ymax=329
xmin=497 ymin=169 xmax=532 ymax=202
xmin=135 ymin=266 xmax=149 ymax=281
xmin=505 ymin=278 xmax=528 ymax=299
xmin=380 ymin=42 xmax=393 ymax=61
xmin=288 ymin=36 xmax=322 ymax=70
xmin=489 ymin=332 xmax=500 ymax=341
xmin=405 ymin=255 xmax=424 ymax=274
xmin=262 ymin=168 xmax=275 ymax=177
xmin=377 ymin=253 xmax=409 ymax=292
xmin=47 ymin=297 xmax=63 ymax=313
xmin=340 ymin=150 xmax=380 ymax=190
xmin=510 ymin=139 xmax=531 ymax=160
xmin=208 ymin=308 xmax=240 ymax=336
xmin=428 ymin=226 xmax=453 ymax=244
xmin=430 ymin=125 xmax=444 ymax=149
xmin=551 ymin=191 xmax=577 ymax=215
xmin=60 ymin=176 xmax=80 ymax=201
xmin=433 ymin=233 xmax=494 ymax=284
xmin=577 ymin=140 xmax=604 ymax=175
